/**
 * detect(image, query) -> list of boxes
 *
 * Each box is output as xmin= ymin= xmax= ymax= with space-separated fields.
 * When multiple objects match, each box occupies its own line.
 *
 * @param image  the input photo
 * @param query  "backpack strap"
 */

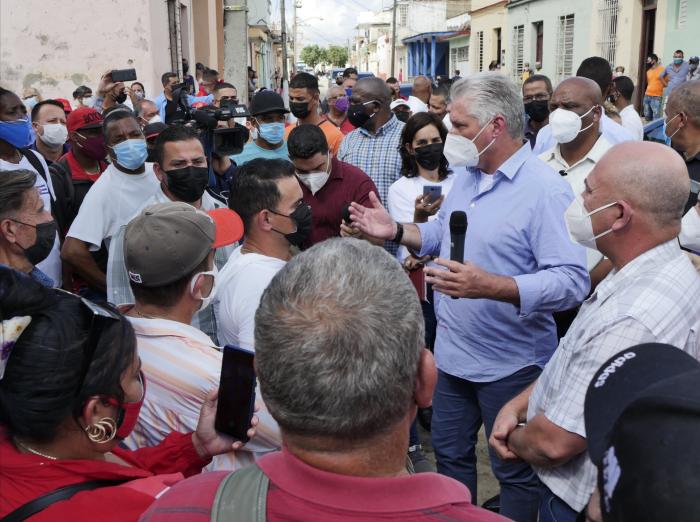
xmin=1 ymin=479 xmax=128 ymax=522
xmin=19 ymin=148 xmax=50 ymax=188
xmin=211 ymin=463 xmax=268 ymax=522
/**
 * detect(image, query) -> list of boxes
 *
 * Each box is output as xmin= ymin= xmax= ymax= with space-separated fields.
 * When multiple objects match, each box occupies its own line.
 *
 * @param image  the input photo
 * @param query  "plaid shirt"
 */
xmin=527 ymin=240 xmax=700 ymax=511
xmin=106 ymin=189 xmax=234 ymax=344
xmin=338 ymin=115 xmax=404 ymax=254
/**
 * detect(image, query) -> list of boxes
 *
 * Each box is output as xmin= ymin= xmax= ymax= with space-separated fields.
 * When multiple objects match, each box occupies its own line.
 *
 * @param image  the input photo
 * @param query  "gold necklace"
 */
xmin=14 ymin=438 xmax=57 ymax=460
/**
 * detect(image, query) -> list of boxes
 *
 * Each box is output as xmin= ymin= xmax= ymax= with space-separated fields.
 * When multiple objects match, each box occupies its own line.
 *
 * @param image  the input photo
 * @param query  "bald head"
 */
xmin=412 ymin=76 xmax=432 ymax=104
xmin=355 ymin=77 xmax=392 ymax=107
xmin=553 ymin=77 xmax=602 ymax=108
xmin=597 ymin=141 xmax=690 ymax=229
xmin=667 ymin=80 xmax=700 ymax=128
xmin=328 ymin=85 xmax=345 ymax=98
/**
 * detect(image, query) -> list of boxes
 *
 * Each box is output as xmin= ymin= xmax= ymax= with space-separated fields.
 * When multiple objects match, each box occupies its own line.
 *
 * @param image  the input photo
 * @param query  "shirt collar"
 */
xmin=359 ymin=114 xmax=400 ymax=138
xmin=330 ymin=156 xmax=344 ymax=180
xmin=547 ymin=135 xmax=611 ymax=170
xmin=125 ymin=311 xmax=219 ymax=350
xmin=493 ymin=142 xmax=532 ymax=180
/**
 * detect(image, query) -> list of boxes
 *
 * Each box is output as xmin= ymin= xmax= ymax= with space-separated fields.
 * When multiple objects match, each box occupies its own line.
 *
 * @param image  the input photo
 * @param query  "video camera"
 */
xmin=168 ymin=83 xmax=250 ymax=156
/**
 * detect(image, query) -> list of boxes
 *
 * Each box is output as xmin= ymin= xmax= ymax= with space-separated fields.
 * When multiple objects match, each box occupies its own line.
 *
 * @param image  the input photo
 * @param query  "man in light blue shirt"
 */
xmin=349 ymin=73 xmax=589 ymax=522
xmin=660 ymin=49 xmax=689 ymax=96
xmin=153 ymin=72 xmax=213 ymax=123
xmin=230 ymin=90 xmax=290 ymax=166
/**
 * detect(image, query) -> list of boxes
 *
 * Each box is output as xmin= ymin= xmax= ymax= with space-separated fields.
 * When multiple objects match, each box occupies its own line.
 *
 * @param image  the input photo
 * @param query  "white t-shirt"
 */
xmin=215 ymin=246 xmax=286 ymax=351
xmin=0 ymin=151 xmax=61 ymax=286
xmin=67 ymin=162 xmax=159 ymax=250
xmin=387 ymin=173 xmax=456 ymax=263
xmin=620 ymin=105 xmax=644 ymax=141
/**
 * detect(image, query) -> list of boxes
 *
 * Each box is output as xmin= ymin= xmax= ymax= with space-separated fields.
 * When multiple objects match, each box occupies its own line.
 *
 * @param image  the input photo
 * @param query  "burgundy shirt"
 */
xmin=301 ymin=157 xmax=377 ymax=248
xmin=139 ymin=448 xmax=510 ymax=522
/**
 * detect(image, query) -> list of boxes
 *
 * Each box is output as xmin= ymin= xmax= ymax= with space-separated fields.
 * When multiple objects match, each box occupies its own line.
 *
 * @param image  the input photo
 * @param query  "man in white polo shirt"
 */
xmin=62 ymin=107 xmax=158 ymax=295
xmin=122 ymin=201 xmax=281 ymax=470
xmin=215 ymin=158 xmax=311 ymax=351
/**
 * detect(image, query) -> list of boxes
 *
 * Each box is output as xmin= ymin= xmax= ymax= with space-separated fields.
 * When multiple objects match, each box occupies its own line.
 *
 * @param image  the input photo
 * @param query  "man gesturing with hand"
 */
xmin=350 ymin=73 xmax=589 ymax=522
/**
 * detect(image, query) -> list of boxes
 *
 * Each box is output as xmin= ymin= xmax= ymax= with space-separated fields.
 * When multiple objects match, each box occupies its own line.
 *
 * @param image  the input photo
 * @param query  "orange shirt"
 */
xmin=284 ymin=118 xmax=344 ymax=156
xmin=646 ymin=65 xmax=665 ymax=97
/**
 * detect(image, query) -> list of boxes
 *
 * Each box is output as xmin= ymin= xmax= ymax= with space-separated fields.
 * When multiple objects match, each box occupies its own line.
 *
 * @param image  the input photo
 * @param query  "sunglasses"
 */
xmin=55 ymin=289 xmax=121 ymax=395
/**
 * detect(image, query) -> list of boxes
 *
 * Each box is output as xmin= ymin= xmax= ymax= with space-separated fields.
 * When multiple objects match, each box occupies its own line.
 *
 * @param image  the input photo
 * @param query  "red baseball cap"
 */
xmin=54 ymin=98 xmax=72 ymax=114
xmin=67 ymin=107 xmax=104 ymax=134
xmin=208 ymin=208 xmax=244 ymax=248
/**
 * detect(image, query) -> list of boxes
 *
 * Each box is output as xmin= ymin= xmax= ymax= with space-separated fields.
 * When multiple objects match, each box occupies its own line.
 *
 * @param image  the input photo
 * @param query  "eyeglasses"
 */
xmin=54 ymin=289 xmax=121 ymax=396
xmin=523 ymin=94 xmax=550 ymax=104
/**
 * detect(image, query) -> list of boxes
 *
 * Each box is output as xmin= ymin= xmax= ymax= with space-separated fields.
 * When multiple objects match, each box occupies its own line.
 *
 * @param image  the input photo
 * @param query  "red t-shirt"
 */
xmin=0 ymin=431 xmax=209 ymax=522
xmin=63 ymin=150 xmax=107 ymax=182
xmin=139 ymin=448 xmax=510 ymax=521
xmin=301 ymin=157 xmax=377 ymax=248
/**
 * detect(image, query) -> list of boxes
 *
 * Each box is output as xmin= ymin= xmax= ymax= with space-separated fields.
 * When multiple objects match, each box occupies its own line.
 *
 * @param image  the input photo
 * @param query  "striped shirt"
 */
xmin=338 ymin=114 xmax=404 ymax=254
xmin=527 ymin=240 xmax=700 ymax=511
xmin=123 ymin=314 xmax=281 ymax=471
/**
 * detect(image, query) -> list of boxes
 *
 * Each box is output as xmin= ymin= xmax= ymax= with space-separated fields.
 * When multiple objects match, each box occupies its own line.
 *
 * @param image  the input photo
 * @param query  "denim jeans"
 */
xmin=431 ymin=366 xmax=542 ymax=522
xmin=539 ymin=484 xmax=579 ymax=522
xmin=643 ymin=95 xmax=662 ymax=121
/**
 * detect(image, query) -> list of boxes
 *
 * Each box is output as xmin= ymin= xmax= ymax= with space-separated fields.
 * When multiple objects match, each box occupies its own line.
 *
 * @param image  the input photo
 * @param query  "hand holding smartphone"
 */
xmin=423 ymin=185 xmax=442 ymax=203
xmin=214 ymin=345 xmax=256 ymax=442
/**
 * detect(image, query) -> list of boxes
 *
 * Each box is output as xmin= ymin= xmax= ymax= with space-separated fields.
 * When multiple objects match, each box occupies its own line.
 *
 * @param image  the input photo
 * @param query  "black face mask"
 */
xmin=395 ymin=111 xmax=410 ymax=123
xmin=115 ymin=91 xmax=128 ymax=104
xmin=347 ymin=103 xmax=374 ymax=128
xmin=524 ymin=100 xmax=550 ymax=123
xmin=164 ymin=166 xmax=210 ymax=203
xmin=12 ymin=219 xmax=57 ymax=266
xmin=270 ymin=203 xmax=313 ymax=247
xmin=289 ymin=101 xmax=312 ymax=119
xmin=414 ymin=143 xmax=444 ymax=171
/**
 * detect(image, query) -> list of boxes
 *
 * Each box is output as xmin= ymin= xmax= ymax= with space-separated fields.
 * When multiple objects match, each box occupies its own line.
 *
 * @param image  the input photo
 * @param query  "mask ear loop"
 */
xmin=578 ymin=105 xmax=598 ymax=134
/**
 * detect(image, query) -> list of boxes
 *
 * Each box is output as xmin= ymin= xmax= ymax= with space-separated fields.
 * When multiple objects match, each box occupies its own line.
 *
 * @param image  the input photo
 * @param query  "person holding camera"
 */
xmin=155 ymin=72 xmax=213 ymax=124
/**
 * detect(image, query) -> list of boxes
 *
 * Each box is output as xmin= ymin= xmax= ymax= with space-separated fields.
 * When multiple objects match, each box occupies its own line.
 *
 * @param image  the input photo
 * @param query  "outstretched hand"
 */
xmin=348 ymin=192 xmax=396 ymax=241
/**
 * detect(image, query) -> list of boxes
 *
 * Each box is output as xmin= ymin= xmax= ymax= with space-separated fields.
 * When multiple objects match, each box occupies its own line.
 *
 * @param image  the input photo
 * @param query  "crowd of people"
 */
xmin=0 ymin=48 xmax=699 ymax=522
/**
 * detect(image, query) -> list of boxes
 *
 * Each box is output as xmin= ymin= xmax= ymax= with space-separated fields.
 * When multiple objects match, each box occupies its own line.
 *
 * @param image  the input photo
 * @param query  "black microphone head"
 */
xmin=450 ymin=210 xmax=467 ymax=234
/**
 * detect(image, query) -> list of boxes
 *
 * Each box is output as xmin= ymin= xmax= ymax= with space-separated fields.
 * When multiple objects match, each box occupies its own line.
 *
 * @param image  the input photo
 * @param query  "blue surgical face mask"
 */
xmin=0 ymin=117 xmax=35 ymax=149
xmin=256 ymin=121 xmax=285 ymax=144
xmin=110 ymin=138 xmax=148 ymax=170
xmin=674 ymin=58 xmax=684 ymax=65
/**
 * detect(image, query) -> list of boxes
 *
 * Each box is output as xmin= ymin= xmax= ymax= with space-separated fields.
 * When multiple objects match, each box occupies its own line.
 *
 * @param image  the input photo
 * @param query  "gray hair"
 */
xmin=450 ymin=72 xmax=524 ymax=139
xmin=668 ymin=80 xmax=700 ymax=127
xmin=254 ymin=238 xmax=424 ymax=440
xmin=0 ymin=169 xmax=37 ymax=219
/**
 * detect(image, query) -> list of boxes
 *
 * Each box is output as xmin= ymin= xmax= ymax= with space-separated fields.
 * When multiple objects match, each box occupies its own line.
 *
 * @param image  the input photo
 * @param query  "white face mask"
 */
xmin=23 ymin=96 xmax=39 ymax=111
xmin=296 ymin=156 xmax=330 ymax=195
xmin=550 ymin=106 xmax=597 ymax=144
xmin=148 ymin=115 xmax=162 ymax=124
xmin=190 ymin=265 xmax=218 ymax=311
xmin=442 ymin=119 xmax=495 ymax=168
xmin=81 ymin=96 xmax=95 ymax=108
xmin=679 ymin=207 xmax=700 ymax=252
xmin=38 ymin=123 xmax=68 ymax=147
xmin=564 ymin=195 xmax=618 ymax=250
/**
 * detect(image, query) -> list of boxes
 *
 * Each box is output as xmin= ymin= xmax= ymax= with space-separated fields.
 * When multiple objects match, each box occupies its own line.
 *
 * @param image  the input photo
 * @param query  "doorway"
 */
xmin=636 ymin=1 xmax=656 ymax=111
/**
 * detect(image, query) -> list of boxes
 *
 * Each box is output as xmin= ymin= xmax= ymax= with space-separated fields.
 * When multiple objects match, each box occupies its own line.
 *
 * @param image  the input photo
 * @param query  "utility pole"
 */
xmin=390 ymin=0 xmax=397 ymax=77
xmin=223 ymin=0 xmax=249 ymax=102
xmin=291 ymin=0 xmax=300 ymax=74
xmin=281 ymin=0 xmax=288 ymax=84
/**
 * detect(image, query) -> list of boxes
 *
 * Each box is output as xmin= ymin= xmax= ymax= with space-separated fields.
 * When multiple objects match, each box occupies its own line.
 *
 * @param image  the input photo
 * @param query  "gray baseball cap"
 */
xmin=124 ymin=202 xmax=243 ymax=287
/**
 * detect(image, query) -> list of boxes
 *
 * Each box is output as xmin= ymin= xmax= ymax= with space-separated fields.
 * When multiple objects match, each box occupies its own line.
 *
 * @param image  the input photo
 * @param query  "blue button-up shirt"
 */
xmin=661 ymin=61 xmax=689 ymax=95
xmin=417 ymin=144 xmax=589 ymax=382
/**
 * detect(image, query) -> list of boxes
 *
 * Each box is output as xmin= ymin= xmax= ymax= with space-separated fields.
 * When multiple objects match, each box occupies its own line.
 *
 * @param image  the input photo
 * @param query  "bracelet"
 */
xmin=392 ymin=222 xmax=404 ymax=244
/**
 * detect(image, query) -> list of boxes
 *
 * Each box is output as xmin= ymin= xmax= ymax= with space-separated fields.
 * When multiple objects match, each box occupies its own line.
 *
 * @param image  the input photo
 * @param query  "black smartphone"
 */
xmin=341 ymin=203 xmax=351 ymax=224
xmin=110 ymin=68 xmax=137 ymax=83
xmin=423 ymin=185 xmax=442 ymax=203
xmin=215 ymin=345 xmax=256 ymax=442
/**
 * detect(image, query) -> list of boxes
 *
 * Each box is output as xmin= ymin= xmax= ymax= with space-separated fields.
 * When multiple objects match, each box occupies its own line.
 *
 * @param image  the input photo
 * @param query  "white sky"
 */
xmin=271 ymin=0 xmax=388 ymax=47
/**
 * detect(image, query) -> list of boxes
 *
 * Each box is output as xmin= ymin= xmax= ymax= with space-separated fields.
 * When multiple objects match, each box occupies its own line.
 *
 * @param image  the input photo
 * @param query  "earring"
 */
xmin=85 ymin=417 xmax=117 ymax=444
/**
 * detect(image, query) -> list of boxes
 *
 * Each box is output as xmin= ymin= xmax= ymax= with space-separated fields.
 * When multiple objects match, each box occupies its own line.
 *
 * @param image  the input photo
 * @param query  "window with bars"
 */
xmin=511 ymin=25 xmax=524 ymax=81
xmin=457 ymin=46 xmax=469 ymax=61
xmin=556 ymin=14 xmax=575 ymax=82
xmin=678 ymin=0 xmax=688 ymax=28
xmin=597 ymin=0 xmax=619 ymax=66
xmin=477 ymin=31 xmax=484 ymax=72
xmin=399 ymin=4 xmax=408 ymax=27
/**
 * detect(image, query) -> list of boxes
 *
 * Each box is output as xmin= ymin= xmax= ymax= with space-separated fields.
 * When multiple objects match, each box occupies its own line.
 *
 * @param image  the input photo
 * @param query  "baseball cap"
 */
xmin=390 ymin=99 xmax=410 ymax=111
xmin=67 ymin=107 xmax=103 ymax=134
xmin=249 ymin=90 xmax=289 ymax=116
xmin=690 ymin=56 xmax=699 ymax=64
xmin=124 ymin=202 xmax=243 ymax=287
xmin=144 ymin=122 xmax=167 ymax=141
xmin=54 ymin=98 xmax=73 ymax=114
xmin=584 ymin=344 xmax=700 ymax=520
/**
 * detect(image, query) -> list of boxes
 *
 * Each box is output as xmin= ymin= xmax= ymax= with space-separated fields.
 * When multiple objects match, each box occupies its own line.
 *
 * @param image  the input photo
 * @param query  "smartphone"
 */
xmin=341 ymin=203 xmax=351 ymax=224
xmin=423 ymin=185 xmax=442 ymax=203
xmin=685 ymin=179 xmax=700 ymax=214
xmin=110 ymin=68 xmax=137 ymax=82
xmin=214 ymin=345 xmax=256 ymax=442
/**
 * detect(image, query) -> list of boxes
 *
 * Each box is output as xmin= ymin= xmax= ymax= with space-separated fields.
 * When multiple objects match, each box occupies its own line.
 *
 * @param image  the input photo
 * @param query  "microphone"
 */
xmin=449 ymin=211 xmax=467 ymax=300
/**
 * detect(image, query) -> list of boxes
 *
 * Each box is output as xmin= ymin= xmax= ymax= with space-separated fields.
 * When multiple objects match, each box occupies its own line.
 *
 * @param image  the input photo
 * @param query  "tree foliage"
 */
xmin=299 ymin=44 xmax=348 ymax=68
xmin=327 ymin=45 xmax=348 ymax=67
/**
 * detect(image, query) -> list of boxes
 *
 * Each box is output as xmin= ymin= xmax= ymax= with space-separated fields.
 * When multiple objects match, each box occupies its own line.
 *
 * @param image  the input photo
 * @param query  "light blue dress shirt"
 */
xmin=532 ymin=113 xmax=633 ymax=155
xmin=416 ymin=144 xmax=589 ymax=382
